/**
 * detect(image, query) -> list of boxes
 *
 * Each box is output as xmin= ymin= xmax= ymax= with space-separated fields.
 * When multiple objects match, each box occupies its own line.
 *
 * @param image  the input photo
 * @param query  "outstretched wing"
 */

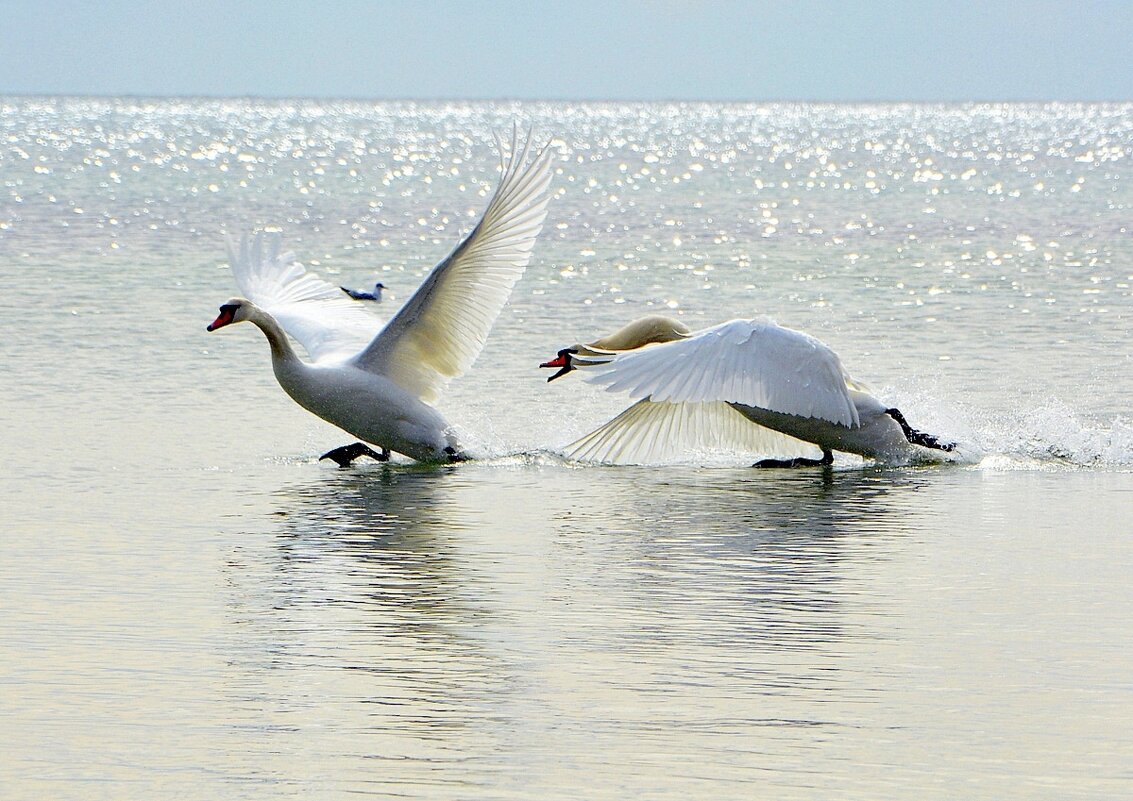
xmin=564 ymin=398 xmax=821 ymax=465
xmin=352 ymin=130 xmax=555 ymax=404
xmin=579 ymin=318 xmax=861 ymax=428
xmin=226 ymin=232 xmax=383 ymax=362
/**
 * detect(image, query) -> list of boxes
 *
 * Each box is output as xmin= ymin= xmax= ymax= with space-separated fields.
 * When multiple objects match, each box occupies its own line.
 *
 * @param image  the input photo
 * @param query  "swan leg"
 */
xmin=319 ymin=442 xmax=389 ymax=467
xmin=885 ymin=408 xmax=956 ymax=452
xmin=753 ymin=449 xmax=834 ymax=468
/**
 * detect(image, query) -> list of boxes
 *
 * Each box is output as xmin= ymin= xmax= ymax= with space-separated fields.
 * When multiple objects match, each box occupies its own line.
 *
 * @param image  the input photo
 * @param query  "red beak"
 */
xmin=539 ymin=350 xmax=575 ymax=382
xmin=207 ymin=306 xmax=236 ymax=331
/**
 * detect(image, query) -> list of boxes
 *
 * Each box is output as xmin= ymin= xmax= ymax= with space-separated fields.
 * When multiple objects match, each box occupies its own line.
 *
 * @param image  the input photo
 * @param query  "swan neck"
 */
xmin=590 ymin=315 xmax=690 ymax=351
xmin=249 ymin=309 xmax=301 ymax=365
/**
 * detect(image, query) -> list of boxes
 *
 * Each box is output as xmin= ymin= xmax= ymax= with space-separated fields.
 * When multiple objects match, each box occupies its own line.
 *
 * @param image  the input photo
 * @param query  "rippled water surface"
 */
xmin=2 ymin=99 xmax=1132 ymax=800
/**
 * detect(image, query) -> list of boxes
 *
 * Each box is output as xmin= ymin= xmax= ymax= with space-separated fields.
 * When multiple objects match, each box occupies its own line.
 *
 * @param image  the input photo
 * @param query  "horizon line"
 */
xmin=2 ymin=91 xmax=1132 ymax=105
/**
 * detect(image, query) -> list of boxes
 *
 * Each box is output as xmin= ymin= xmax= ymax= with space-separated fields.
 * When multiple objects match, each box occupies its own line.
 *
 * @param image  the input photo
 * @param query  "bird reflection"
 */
xmin=541 ymin=465 xmax=941 ymax=687
xmin=228 ymin=465 xmax=509 ymax=731
xmin=224 ymin=459 xmax=949 ymax=735
xmin=267 ymin=465 xmax=480 ymax=625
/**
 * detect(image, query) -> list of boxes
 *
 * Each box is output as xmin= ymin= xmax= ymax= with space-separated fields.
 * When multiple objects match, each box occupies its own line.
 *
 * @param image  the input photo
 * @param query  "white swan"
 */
xmin=540 ymin=315 xmax=956 ymax=466
xmin=208 ymin=131 xmax=555 ymax=465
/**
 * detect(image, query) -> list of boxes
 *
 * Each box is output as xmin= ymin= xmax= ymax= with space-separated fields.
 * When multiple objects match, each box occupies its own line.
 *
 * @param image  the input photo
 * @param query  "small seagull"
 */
xmin=341 ymin=281 xmax=386 ymax=302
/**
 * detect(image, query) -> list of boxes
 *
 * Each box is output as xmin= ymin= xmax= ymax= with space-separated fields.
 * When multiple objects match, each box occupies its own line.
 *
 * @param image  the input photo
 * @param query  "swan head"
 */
xmin=539 ymin=315 xmax=691 ymax=382
xmin=539 ymin=347 xmax=580 ymax=382
xmin=206 ymin=298 xmax=253 ymax=331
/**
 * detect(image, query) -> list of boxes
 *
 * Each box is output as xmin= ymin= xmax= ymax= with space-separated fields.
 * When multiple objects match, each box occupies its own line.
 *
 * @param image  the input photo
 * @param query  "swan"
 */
xmin=207 ymin=131 xmax=555 ymax=465
xmin=341 ymin=281 xmax=386 ymax=302
xmin=539 ymin=315 xmax=956 ymax=466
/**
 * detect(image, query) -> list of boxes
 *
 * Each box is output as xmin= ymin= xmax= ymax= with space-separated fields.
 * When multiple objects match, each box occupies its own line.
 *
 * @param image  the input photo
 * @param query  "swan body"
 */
xmin=208 ymin=131 xmax=555 ymax=463
xmin=730 ymin=391 xmax=911 ymax=461
xmin=540 ymin=316 xmax=954 ymax=465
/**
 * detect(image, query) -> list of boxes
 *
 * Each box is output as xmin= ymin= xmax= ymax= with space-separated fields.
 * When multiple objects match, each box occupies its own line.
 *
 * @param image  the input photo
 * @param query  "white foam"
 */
xmin=971 ymin=398 xmax=1133 ymax=469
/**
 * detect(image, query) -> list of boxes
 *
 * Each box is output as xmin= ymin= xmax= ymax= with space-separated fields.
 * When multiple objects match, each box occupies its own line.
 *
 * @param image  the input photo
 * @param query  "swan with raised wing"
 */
xmin=539 ymin=315 xmax=956 ymax=466
xmin=207 ymin=132 xmax=555 ymax=465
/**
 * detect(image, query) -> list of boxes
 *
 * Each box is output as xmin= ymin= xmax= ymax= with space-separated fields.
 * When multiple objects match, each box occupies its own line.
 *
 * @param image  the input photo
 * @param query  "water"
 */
xmin=2 ymin=98 xmax=1132 ymax=799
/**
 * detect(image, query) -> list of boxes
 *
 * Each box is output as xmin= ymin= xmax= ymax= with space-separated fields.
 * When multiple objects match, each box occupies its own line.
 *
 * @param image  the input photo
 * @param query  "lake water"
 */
xmin=2 ymin=98 xmax=1131 ymax=799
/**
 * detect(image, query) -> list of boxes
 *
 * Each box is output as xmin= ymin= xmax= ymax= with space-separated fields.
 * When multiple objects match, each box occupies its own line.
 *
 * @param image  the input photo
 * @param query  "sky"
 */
xmin=1 ymin=0 xmax=1130 ymax=101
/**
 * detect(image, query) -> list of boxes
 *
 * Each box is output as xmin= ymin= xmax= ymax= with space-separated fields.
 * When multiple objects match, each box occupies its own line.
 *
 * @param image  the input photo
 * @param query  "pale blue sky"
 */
xmin=2 ymin=0 xmax=1129 ymax=100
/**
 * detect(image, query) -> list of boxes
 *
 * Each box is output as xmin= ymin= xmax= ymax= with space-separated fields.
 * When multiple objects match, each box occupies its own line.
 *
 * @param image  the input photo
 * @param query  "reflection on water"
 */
xmin=267 ymin=467 xmax=475 ymax=622
xmin=4 ymin=455 xmax=1131 ymax=799
xmin=259 ymin=467 xmax=503 ymax=704
xmin=198 ymin=463 xmax=970 ymax=798
xmin=215 ymin=468 xmax=510 ymax=795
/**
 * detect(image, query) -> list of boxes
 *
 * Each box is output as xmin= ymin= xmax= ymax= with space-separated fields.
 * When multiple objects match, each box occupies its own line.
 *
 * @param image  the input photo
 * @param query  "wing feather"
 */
xmin=583 ymin=319 xmax=861 ymax=427
xmin=565 ymin=398 xmax=820 ymax=465
xmin=352 ymin=130 xmax=555 ymax=403
xmin=226 ymin=232 xmax=383 ymax=362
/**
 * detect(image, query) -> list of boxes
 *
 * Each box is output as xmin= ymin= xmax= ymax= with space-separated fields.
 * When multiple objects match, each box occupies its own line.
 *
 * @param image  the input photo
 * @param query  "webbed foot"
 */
xmin=885 ymin=408 xmax=956 ymax=452
xmin=319 ymin=442 xmax=389 ymax=467
xmin=753 ymin=450 xmax=834 ymax=468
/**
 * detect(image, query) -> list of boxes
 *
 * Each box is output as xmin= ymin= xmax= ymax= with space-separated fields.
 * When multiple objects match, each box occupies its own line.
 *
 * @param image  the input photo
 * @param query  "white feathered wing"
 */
xmin=353 ymin=132 xmax=556 ymax=404
xmin=226 ymin=232 xmax=384 ymax=363
xmin=564 ymin=398 xmax=821 ymax=464
xmin=225 ymin=130 xmax=555 ymax=403
xmin=580 ymin=318 xmax=860 ymax=426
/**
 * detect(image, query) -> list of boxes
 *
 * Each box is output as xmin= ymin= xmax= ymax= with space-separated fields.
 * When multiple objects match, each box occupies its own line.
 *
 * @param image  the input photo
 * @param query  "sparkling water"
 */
xmin=2 ymin=98 xmax=1131 ymax=800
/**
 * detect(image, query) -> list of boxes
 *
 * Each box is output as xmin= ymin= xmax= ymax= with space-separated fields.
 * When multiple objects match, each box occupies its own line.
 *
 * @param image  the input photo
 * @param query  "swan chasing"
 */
xmin=539 ymin=315 xmax=956 ymax=466
xmin=207 ymin=131 xmax=555 ymax=465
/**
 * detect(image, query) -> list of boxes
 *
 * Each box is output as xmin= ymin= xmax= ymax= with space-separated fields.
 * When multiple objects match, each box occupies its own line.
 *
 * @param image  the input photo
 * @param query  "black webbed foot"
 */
xmin=753 ymin=450 xmax=834 ymax=468
xmin=885 ymin=408 xmax=956 ymax=452
xmin=319 ymin=442 xmax=389 ymax=467
xmin=444 ymin=446 xmax=468 ymax=463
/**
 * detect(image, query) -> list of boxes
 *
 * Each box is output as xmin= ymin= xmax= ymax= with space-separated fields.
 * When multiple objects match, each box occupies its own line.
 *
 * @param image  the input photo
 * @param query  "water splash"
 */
xmin=465 ymin=393 xmax=1133 ymax=472
xmin=973 ymin=399 xmax=1133 ymax=469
